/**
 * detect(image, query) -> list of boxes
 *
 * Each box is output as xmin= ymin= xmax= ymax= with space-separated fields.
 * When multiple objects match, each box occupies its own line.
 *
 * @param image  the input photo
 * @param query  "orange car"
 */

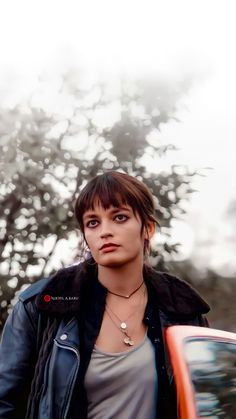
xmin=166 ymin=326 xmax=236 ymax=419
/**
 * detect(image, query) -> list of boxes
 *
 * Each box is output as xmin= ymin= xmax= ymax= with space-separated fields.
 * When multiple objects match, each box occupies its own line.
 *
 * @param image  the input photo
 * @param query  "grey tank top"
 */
xmin=84 ymin=333 xmax=158 ymax=419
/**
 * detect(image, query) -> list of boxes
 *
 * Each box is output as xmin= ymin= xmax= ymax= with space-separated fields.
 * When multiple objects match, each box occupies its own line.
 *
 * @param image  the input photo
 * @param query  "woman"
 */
xmin=0 ymin=171 xmax=210 ymax=419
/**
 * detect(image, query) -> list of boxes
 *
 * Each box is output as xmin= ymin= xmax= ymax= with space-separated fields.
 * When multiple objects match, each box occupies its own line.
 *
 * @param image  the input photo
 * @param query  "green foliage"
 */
xmin=0 ymin=75 xmax=197 ymax=328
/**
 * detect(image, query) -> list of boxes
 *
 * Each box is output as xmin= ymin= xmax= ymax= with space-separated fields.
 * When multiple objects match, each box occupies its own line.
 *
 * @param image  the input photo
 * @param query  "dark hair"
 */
xmin=74 ymin=171 xmax=159 ymax=240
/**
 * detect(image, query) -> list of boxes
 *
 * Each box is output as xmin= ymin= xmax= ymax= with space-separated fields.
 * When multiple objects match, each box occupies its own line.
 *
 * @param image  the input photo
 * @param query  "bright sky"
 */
xmin=1 ymin=0 xmax=236 ymax=275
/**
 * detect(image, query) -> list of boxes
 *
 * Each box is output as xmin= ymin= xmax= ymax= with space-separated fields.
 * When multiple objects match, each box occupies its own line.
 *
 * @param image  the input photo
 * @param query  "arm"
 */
xmin=0 ymin=300 xmax=38 ymax=418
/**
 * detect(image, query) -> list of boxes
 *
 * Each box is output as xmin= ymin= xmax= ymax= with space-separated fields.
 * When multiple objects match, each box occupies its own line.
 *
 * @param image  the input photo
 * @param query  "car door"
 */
xmin=165 ymin=325 xmax=236 ymax=419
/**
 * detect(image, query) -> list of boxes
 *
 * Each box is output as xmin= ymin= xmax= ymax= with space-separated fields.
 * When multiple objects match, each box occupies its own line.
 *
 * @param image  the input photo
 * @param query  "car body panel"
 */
xmin=166 ymin=326 xmax=236 ymax=419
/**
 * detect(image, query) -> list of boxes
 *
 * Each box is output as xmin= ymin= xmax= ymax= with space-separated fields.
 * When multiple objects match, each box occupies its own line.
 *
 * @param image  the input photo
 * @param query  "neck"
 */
xmin=98 ymin=259 xmax=144 ymax=296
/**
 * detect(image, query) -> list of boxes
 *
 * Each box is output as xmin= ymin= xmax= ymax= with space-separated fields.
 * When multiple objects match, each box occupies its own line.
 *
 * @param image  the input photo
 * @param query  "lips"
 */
xmin=100 ymin=243 xmax=119 ymax=250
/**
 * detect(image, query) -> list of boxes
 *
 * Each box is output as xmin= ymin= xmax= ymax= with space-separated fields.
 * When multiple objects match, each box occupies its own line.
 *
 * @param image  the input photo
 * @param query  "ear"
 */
xmin=144 ymin=222 xmax=156 ymax=240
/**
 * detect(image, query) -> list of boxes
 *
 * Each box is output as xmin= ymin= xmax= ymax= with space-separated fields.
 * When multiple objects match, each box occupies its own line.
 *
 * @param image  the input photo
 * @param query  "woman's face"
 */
xmin=83 ymin=203 xmax=152 ymax=268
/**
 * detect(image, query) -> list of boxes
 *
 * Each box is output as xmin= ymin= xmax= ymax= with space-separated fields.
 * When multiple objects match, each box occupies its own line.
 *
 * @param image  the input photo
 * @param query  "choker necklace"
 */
xmin=107 ymin=280 xmax=144 ymax=299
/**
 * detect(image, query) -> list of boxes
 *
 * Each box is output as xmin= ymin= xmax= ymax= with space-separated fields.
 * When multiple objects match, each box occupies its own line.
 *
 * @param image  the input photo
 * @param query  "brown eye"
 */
xmin=87 ymin=220 xmax=99 ymax=228
xmin=115 ymin=214 xmax=128 ymax=222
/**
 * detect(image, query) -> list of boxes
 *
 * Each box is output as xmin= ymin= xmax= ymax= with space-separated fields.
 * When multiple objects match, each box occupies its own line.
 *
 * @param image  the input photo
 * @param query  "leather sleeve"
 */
xmin=0 ymin=300 xmax=38 ymax=418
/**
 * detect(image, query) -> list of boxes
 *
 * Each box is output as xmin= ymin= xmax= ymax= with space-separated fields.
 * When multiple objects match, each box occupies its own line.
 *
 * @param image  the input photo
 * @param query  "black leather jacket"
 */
xmin=0 ymin=263 xmax=210 ymax=419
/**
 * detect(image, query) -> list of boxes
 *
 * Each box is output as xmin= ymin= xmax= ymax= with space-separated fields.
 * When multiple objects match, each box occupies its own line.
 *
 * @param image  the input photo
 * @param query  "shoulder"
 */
xmin=18 ymin=264 xmax=80 ymax=303
xmin=145 ymin=268 xmax=210 ymax=317
xmin=19 ymin=277 xmax=52 ymax=302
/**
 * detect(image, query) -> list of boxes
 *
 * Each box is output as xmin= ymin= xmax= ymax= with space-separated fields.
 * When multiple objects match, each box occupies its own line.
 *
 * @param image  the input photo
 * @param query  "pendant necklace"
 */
xmin=105 ymin=308 xmax=135 ymax=346
xmin=105 ymin=286 xmax=146 ymax=346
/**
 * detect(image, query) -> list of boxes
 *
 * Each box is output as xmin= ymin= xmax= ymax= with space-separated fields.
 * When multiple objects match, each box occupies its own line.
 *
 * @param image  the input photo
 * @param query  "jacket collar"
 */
xmin=35 ymin=262 xmax=210 ymax=317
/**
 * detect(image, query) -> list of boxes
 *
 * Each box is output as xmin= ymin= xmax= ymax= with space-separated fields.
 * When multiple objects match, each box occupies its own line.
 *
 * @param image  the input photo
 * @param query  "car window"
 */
xmin=184 ymin=339 xmax=236 ymax=418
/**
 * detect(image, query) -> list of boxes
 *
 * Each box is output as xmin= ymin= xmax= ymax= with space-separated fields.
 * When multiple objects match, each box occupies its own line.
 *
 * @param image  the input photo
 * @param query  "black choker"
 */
xmin=107 ymin=280 xmax=144 ymax=299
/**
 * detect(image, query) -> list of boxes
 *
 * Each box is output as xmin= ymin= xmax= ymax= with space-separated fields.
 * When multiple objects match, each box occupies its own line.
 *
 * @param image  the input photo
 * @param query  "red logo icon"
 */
xmin=44 ymin=294 xmax=51 ymax=302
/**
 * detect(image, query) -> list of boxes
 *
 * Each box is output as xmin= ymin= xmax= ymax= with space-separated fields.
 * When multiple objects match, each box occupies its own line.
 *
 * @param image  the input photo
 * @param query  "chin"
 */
xmin=98 ymin=255 xmax=135 ymax=268
xmin=99 ymin=260 xmax=125 ymax=268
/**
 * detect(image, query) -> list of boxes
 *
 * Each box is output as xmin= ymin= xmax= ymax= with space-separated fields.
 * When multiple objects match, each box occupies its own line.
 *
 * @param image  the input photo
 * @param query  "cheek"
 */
xmin=83 ymin=231 xmax=94 ymax=248
xmin=125 ymin=229 xmax=143 ymax=247
xmin=84 ymin=231 xmax=100 ymax=255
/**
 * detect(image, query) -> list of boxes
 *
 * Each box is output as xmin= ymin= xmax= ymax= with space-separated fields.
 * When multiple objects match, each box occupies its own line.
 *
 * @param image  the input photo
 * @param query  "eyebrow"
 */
xmin=83 ymin=206 xmax=131 ymax=221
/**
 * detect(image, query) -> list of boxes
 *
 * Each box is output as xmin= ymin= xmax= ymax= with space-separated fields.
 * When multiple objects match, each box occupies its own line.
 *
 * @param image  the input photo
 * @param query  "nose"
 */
xmin=99 ymin=221 xmax=113 ymax=238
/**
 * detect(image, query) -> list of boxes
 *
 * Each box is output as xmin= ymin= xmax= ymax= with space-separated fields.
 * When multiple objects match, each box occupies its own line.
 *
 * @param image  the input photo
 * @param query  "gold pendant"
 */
xmin=123 ymin=336 xmax=134 ymax=346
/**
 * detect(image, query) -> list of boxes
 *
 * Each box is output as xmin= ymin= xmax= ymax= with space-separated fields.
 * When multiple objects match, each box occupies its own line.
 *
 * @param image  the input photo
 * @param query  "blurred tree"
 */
xmin=169 ymin=259 xmax=236 ymax=332
xmin=0 ymin=74 xmax=197 ymax=329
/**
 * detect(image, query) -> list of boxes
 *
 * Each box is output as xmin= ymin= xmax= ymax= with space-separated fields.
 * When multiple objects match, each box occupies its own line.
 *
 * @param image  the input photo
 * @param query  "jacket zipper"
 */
xmin=54 ymin=340 xmax=80 ymax=419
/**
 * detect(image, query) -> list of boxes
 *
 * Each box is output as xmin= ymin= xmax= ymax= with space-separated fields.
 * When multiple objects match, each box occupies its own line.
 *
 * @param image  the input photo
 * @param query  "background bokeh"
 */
xmin=1 ymin=0 xmax=236 ymax=331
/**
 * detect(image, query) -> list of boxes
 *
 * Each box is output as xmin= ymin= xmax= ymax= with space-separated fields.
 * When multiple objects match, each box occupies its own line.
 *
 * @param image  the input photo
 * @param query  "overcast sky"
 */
xmin=1 ymin=0 xmax=236 ymax=275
